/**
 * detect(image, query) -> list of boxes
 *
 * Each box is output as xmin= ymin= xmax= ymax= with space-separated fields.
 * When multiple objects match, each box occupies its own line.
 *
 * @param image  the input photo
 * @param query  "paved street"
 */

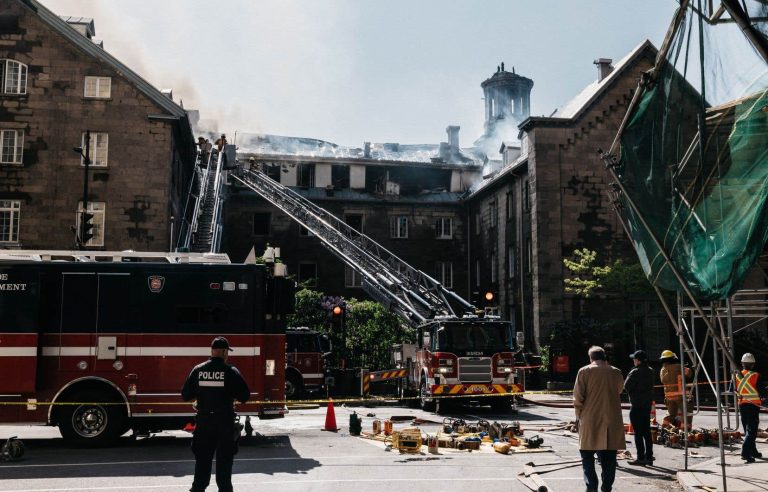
xmin=2 ymin=399 xmax=761 ymax=492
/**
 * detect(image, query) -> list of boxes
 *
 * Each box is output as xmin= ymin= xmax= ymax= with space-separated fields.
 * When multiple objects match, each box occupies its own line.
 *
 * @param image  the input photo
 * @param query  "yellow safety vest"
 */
xmin=735 ymin=370 xmax=761 ymax=406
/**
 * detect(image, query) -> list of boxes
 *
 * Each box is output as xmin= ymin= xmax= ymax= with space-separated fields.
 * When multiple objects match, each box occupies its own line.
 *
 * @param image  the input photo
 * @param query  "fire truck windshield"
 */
xmin=436 ymin=322 xmax=513 ymax=352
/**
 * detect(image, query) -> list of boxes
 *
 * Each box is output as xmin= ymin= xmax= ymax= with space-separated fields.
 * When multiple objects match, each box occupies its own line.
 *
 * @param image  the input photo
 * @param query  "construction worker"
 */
xmin=659 ymin=350 xmax=693 ymax=428
xmin=735 ymin=353 xmax=767 ymax=463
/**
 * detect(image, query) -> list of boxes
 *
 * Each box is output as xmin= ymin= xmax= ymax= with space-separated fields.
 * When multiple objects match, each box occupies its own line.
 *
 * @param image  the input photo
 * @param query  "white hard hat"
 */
xmin=741 ymin=353 xmax=756 ymax=364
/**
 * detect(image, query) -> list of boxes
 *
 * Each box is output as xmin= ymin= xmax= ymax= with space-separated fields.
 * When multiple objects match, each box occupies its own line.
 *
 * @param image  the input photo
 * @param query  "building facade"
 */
xmin=0 ymin=0 xmax=195 ymax=251
xmin=222 ymin=130 xmax=483 ymax=301
xmin=467 ymin=41 xmax=664 ymax=351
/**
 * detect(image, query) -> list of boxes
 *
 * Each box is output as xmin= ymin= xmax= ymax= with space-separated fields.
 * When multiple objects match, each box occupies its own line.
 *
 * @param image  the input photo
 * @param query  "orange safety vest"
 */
xmin=735 ymin=370 xmax=761 ymax=406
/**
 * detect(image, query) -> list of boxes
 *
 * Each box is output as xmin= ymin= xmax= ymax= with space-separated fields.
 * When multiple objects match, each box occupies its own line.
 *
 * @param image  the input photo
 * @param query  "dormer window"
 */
xmin=1 ymin=60 xmax=27 ymax=95
xmin=84 ymin=76 xmax=111 ymax=98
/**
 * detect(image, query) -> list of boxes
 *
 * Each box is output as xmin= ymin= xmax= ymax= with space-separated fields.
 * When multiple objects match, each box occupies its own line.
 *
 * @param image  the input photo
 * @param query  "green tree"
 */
xmin=287 ymin=287 xmax=327 ymax=329
xmin=563 ymin=248 xmax=612 ymax=298
xmin=345 ymin=299 xmax=413 ymax=370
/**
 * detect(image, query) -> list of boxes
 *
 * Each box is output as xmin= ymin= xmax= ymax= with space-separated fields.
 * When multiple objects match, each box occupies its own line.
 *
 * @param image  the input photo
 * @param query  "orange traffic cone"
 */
xmin=650 ymin=401 xmax=658 ymax=426
xmin=323 ymin=398 xmax=339 ymax=432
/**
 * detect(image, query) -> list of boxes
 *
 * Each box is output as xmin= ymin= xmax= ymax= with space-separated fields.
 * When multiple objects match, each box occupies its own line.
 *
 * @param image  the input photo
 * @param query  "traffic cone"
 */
xmin=323 ymin=398 xmax=339 ymax=432
xmin=650 ymin=401 xmax=658 ymax=426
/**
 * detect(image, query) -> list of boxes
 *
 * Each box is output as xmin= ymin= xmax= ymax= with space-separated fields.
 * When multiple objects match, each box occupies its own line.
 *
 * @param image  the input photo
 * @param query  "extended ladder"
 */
xmin=231 ymin=168 xmax=476 ymax=328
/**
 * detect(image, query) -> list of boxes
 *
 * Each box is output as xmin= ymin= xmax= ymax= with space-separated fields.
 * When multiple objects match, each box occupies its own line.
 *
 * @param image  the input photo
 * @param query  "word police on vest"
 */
xmin=198 ymin=371 xmax=225 ymax=387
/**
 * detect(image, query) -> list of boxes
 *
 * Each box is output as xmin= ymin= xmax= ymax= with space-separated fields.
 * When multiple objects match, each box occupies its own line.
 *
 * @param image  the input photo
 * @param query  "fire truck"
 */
xmin=231 ymin=167 xmax=524 ymax=413
xmin=0 ymin=250 xmax=294 ymax=445
xmin=285 ymin=327 xmax=331 ymax=399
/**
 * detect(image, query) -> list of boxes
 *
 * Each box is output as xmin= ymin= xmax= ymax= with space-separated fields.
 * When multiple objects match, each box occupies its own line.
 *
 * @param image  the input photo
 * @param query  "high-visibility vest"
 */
xmin=735 ymin=370 xmax=761 ymax=406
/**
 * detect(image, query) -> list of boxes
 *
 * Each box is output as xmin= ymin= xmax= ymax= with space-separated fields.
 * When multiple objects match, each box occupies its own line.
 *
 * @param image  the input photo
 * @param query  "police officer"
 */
xmin=735 ymin=353 xmax=767 ymax=463
xmin=182 ymin=337 xmax=250 ymax=492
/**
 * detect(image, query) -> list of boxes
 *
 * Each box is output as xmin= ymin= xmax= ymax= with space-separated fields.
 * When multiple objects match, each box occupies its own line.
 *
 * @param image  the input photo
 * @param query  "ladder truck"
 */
xmin=231 ymin=167 xmax=524 ymax=413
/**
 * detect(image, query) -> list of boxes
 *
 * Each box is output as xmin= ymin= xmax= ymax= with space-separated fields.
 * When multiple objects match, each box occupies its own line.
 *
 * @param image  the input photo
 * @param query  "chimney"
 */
xmin=364 ymin=142 xmax=371 ymax=158
xmin=161 ymin=89 xmax=173 ymax=100
xmin=446 ymin=125 xmax=460 ymax=151
xmin=594 ymin=58 xmax=613 ymax=82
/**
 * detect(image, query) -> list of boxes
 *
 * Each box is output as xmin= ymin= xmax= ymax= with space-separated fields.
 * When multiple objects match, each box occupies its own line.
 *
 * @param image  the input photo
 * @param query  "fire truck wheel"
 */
xmin=58 ymin=390 xmax=127 ymax=447
xmin=285 ymin=373 xmax=304 ymax=400
xmin=419 ymin=380 xmax=436 ymax=412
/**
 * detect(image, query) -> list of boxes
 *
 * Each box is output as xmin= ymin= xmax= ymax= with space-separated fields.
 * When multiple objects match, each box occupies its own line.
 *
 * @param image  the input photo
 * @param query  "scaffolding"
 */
xmin=601 ymin=1 xmax=768 ymax=490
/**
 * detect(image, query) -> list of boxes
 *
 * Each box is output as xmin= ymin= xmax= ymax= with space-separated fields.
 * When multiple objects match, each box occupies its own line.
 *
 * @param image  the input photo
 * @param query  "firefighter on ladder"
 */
xmin=735 ymin=353 xmax=767 ymax=463
xmin=659 ymin=350 xmax=693 ymax=428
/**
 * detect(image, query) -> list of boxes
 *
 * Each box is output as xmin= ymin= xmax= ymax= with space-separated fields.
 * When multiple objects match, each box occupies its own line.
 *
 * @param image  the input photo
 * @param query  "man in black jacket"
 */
xmin=182 ymin=337 xmax=250 ymax=492
xmin=624 ymin=350 xmax=655 ymax=465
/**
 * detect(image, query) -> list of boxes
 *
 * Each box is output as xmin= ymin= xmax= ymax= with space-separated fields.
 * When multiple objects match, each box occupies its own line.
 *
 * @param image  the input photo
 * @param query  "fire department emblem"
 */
xmin=148 ymin=275 xmax=165 ymax=293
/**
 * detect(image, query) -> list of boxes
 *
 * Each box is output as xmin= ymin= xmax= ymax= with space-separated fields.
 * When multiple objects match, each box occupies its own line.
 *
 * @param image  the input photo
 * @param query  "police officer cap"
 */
xmin=211 ymin=336 xmax=233 ymax=351
xmin=629 ymin=350 xmax=648 ymax=361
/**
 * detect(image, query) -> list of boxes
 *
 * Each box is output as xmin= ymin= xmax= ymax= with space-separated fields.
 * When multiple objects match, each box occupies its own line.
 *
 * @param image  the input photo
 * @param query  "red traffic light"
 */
xmin=332 ymin=305 xmax=344 ymax=316
xmin=484 ymin=291 xmax=494 ymax=302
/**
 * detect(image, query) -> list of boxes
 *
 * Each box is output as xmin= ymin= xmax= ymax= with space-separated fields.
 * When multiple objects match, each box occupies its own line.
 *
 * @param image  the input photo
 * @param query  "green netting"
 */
xmin=617 ymin=1 xmax=768 ymax=300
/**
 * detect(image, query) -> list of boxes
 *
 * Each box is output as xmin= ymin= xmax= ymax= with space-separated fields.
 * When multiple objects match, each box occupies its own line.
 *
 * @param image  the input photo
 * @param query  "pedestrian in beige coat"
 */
xmin=574 ymin=346 xmax=625 ymax=492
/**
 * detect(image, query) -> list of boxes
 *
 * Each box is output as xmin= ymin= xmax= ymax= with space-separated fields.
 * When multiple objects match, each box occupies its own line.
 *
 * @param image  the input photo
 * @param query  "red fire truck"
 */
xmin=285 ymin=327 xmax=331 ymax=399
xmin=0 ymin=250 xmax=294 ymax=446
xmin=390 ymin=318 xmax=522 ymax=413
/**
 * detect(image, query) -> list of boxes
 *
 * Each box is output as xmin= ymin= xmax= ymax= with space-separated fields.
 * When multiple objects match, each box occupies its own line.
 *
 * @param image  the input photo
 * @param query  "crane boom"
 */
xmin=231 ymin=168 xmax=477 ymax=328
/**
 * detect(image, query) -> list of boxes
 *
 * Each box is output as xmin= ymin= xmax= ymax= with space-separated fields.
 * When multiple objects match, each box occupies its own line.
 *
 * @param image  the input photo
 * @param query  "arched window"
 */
xmin=1 ymin=59 xmax=28 ymax=95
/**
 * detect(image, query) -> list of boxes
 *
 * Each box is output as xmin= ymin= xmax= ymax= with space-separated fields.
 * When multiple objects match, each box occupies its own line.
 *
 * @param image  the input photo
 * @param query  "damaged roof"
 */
xmin=236 ymin=133 xmax=486 ymax=167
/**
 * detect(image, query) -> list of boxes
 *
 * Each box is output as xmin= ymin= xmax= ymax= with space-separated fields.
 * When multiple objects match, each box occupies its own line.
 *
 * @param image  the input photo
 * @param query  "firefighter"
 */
xmin=735 ymin=353 xmax=767 ymax=463
xmin=181 ymin=337 xmax=250 ymax=492
xmin=659 ymin=349 xmax=692 ymax=428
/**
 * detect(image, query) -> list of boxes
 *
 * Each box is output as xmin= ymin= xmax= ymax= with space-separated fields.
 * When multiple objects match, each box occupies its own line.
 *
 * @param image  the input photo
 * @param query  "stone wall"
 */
xmin=0 ymin=2 xmax=187 ymax=251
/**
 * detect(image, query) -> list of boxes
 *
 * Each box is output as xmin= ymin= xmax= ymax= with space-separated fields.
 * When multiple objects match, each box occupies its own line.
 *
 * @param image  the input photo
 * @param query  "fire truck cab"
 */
xmin=285 ymin=327 xmax=331 ymax=399
xmin=393 ymin=317 xmax=522 ymax=412
xmin=0 ymin=251 xmax=294 ymax=446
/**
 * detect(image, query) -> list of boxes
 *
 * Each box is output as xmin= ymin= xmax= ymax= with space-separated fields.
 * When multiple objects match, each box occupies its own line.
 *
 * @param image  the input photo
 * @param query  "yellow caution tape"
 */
xmin=0 ymin=389 xmax=577 ymax=407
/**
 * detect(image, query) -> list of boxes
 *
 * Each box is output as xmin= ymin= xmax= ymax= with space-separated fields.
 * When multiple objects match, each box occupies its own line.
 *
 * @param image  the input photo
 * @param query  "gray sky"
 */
xmin=42 ymin=0 xmax=676 ymax=147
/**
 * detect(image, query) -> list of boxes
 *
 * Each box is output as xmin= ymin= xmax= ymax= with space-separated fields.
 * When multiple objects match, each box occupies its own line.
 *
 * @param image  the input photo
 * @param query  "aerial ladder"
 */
xmin=231 ymin=168 xmax=476 ymax=328
xmin=231 ymin=166 xmax=524 ymax=412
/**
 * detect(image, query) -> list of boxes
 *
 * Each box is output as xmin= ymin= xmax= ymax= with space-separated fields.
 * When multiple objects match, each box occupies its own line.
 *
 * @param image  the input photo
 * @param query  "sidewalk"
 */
xmin=677 ymin=450 xmax=768 ymax=491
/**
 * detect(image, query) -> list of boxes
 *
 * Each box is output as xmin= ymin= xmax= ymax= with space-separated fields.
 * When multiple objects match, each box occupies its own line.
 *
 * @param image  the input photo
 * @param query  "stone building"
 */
xmin=223 ymin=130 xmax=483 ymax=300
xmin=466 ymin=40 xmax=666 ymax=353
xmin=0 ymin=0 xmax=195 ymax=251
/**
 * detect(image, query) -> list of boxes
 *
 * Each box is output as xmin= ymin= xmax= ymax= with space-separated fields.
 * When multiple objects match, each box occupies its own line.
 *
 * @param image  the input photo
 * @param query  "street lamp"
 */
xmin=72 ymin=131 xmax=93 ymax=249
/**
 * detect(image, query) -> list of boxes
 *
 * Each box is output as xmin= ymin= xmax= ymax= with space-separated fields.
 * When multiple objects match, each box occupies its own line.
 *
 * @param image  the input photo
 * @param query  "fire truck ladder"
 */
xmin=177 ymin=148 xmax=226 ymax=254
xmin=231 ymin=168 xmax=477 ymax=328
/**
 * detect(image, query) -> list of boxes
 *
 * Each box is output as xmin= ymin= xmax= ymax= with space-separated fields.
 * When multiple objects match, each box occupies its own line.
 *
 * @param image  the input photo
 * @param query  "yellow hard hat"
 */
xmin=660 ymin=350 xmax=677 ymax=360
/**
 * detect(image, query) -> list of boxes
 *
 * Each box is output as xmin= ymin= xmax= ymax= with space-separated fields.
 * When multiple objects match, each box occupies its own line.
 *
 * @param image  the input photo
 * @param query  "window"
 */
xmin=76 ymin=201 xmax=105 ymax=247
xmin=1 ymin=129 xmax=23 ymax=164
xmin=84 ymin=76 xmax=111 ymax=98
xmin=81 ymin=132 xmax=109 ymax=167
xmin=345 ymin=214 xmax=364 ymax=233
xmin=0 ymin=60 xmax=27 ymax=95
xmin=489 ymin=200 xmax=498 ymax=227
xmin=523 ymin=180 xmax=530 ymax=212
xmin=507 ymin=246 xmax=516 ymax=278
xmin=506 ymin=191 xmax=514 ymax=220
xmin=252 ymin=213 xmax=271 ymax=235
xmin=390 ymin=216 xmax=408 ymax=238
xmin=436 ymin=262 xmax=453 ymax=289
xmin=475 ymin=260 xmax=480 ymax=287
xmin=435 ymin=217 xmax=452 ymax=239
xmin=474 ymin=212 xmax=481 ymax=235
xmin=299 ymin=225 xmax=315 ymax=237
xmin=526 ymin=239 xmax=532 ymax=273
xmin=298 ymin=263 xmax=317 ymax=285
xmin=297 ymin=163 xmax=315 ymax=188
xmin=0 ymin=200 xmax=20 ymax=243
xmin=490 ymin=251 xmax=497 ymax=283
xmin=345 ymin=266 xmax=363 ymax=288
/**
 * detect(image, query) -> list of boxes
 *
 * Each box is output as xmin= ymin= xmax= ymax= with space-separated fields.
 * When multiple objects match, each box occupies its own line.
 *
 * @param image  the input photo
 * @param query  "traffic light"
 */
xmin=80 ymin=211 xmax=94 ymax=244
xmin=332 ymin=305 xmax=345 ymax=317
xmin=484 ymin=291 xmax=495 ymax=304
